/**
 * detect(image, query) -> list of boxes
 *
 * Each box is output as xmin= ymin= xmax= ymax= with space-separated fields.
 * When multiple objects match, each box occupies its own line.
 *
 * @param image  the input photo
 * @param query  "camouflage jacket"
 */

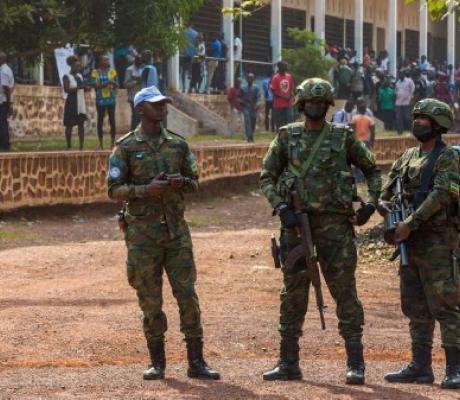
xmin=260 ymin=121 xmax=382 ymax=215
xmin=380 ymin=144 xmax=460 ymax=232
xmin=107 ymin=125 xmax=199 ymax=240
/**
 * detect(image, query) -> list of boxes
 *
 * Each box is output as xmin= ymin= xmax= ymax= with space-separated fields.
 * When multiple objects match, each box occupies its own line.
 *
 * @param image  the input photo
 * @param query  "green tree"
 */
xmin=0 ymin=0 xmax=204 ymax=57
xmin=282 ymin=28 xmax=336 ymax=84
xmin=222 ymin=0 xmax=267 ymax=17
xmin=406 ymin=0 xmax=456 ymax=20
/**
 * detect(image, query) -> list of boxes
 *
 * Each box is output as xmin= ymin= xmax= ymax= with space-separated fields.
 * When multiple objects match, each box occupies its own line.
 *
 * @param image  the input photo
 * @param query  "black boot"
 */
xmin=143 ymin=340 xmax=165 ymax=380
xmin=345 ymin=341 xmax=365 ymax=385
xmin=263 ymin=336 xmax=302 ymax=381
xmin=384 ymin=344 xmax=434 ymax=384
xmin=441 ymin=347 xmax=460 ymax=389
xmin=186 ymin=338 xmax=220 ymax=380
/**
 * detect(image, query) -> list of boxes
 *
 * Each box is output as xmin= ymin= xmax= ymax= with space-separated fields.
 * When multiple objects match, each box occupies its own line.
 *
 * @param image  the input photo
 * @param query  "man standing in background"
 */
xmin=141 ymin=50 xmax=158 ymax=89
xmin=227 ymin=78 xmax=244 ymax=135
xmin=240 ymin=73 xmax=260 ymax=142
xmin=0 ymin=51 xmax=14 ymax=152
xmin=124 ymin=55 xmax=144 ymax=130
xmin=205 ymin=34 xmax=222 ymax=94
xmin=262 ymin=73 xmax=274 ymax=132
xmin=271 ymin=61 xmax=294 ymax=130
xmin=395 ymin=70 xmax=415 ymax=135
xmin=234 ymin=36 xmax=243 ymax=79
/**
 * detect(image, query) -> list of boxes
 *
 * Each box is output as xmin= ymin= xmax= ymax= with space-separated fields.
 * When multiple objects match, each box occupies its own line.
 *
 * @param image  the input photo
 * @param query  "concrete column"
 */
xmin=387 ymin=0 xmax=397 ymax=77
xmin=354 ymin=0 xmax=364 ymax=63
xmin=168 ymin=51 xmax=180 ymax=92
xmin=223 ymin=0 xmax=234 ymax=87
xmin=33 ymin=53 xmax=44 ymax=85
xmin=419 ymin=0 xmax=428 ymax=59
xmin=271 ymin=0 xmax=282 ymax=63
xmin=448 ymin=10 xmax=456 ymax=75
xmin=314 ymin=0 xmax=326 ymax=41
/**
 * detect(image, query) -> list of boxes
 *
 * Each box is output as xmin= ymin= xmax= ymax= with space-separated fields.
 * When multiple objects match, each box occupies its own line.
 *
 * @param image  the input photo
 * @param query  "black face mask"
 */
xmin=412 ymin=122 xmax=437 ymax=143
xmin=303 ymin=102 xmax=328 ymax=120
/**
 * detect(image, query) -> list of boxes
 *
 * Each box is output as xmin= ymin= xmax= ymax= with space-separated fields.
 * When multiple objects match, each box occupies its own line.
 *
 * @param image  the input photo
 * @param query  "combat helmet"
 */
xmin=412 ymin=98 xmax=453 ymax=131
xmin=295 ymin=78 xmax=335 ymax=106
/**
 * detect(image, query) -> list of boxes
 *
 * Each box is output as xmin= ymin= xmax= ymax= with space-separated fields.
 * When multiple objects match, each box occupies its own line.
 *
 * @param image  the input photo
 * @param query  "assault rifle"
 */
xmin=284 ymin=189 xmax=326 ymax=330
xmin=384 ymin=176 xmax=410 ymax=268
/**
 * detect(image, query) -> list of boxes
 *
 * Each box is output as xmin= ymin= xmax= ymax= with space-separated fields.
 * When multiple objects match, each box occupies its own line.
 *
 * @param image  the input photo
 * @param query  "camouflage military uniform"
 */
xmin=260 ymin=120 xmax=382 ymax=340
xmin=381 ymin=145 xmax=460 ymax=349
xmin=107 ymin=124 xmax=202 ymax=342
xmin=382 ymin=98 xmax=460 ymax=388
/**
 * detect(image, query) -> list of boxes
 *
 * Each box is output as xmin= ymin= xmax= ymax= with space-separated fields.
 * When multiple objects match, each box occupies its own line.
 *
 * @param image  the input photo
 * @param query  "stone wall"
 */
xmin=2 ymin=135 xmax=460 ymax=211
xmin=0 ymin=144 xmax=268 ymax=211
xmin=10 ymin=85 xmax=131 ymax=139
xmin=10 ymin=85 xmax=199 ymax=139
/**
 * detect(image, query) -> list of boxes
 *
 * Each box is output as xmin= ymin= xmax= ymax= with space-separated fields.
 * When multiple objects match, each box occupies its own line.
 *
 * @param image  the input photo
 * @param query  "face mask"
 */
xmin=412 ymin=122 xmax=436 ymax=143
xmin=303 ymin=102 xmax=328 ymax=120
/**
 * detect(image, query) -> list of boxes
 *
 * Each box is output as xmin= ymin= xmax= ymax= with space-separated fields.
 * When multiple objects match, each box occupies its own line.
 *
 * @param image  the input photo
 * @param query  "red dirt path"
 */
xmin=0 ymin=191 xmax=457 ymax=399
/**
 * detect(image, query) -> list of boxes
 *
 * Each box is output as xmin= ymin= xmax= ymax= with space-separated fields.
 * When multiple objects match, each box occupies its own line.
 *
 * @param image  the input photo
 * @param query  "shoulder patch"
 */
xmin=167 ymin=130 xmax=187 ymax=141
xmin=115 ymin=131 xmax=135 ymax=145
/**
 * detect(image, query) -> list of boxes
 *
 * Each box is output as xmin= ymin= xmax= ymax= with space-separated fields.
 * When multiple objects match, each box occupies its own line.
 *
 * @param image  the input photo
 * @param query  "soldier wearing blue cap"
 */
xmin=107 ymin=86 xmax=220 ymax=381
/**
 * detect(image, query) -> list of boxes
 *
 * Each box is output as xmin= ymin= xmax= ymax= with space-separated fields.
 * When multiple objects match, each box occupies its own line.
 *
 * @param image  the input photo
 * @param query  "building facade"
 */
xmin=169 ymin=0 xmax=458 ymax=88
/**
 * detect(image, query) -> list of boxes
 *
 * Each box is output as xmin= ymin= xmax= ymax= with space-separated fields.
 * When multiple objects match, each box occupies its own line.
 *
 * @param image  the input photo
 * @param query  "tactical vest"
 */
xmin=278 ymin=122 xmax=355 ymax=214
xmin=399 ymin=146 xmax=458 ymax=232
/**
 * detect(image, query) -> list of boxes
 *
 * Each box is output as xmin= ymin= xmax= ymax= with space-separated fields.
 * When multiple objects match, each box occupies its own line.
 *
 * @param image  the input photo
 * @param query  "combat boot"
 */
xmin=143 ymin=340 xmax=165 ymax=380
xmin=345 ymin=341 xmax=365 ymax=385
xmin=186 ymin=338 xmax=220 ymax=380
xmin=441 ymin=347 xmax=460 ymax=389
xmin=384 ymin=344 xmax=434 ymax=384
xmin=263 ymin=336 xmax=302 ymax=381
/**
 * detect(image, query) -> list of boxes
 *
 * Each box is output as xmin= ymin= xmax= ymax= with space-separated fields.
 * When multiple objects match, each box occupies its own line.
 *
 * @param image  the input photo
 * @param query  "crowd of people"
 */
xmin=181 ymin=23 xmax=243 ymax=95
xmin=328 ymin=46 xmax=460 ymax=135
xmin=6 ymin=37 xmax=460 ymax=152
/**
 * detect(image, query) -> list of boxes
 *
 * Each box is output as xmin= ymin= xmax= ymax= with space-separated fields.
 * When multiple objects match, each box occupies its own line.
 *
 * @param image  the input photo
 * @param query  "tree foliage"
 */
xmin=281 ymin=28 xmax=336 ymax=84
xmin=222 ymin=0 xmax=267 ymax=18
xmin=406 ymin=0 xmax=457 ymax=20
xmin=0 ymin=0 xmax=204 ymax=57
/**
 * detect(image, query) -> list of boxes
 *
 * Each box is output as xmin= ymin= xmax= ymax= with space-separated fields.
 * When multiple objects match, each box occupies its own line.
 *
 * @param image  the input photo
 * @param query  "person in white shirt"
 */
xmin=234 ymin=36 xmax=243 ymax=78
xmin=332 ymin=100 xmax=354 ymax=124
xmin=0 ymin=51 xmax=14 ymax=151
xmin=395 ymin=71 xmax=415 ymax=134
xmin=380 ymin=50 xmax=389 ymax=73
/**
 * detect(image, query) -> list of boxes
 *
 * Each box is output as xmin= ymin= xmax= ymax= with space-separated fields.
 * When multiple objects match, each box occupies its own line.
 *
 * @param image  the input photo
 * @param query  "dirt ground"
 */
xmin=0 ymin=187 xmax=458 ymax=400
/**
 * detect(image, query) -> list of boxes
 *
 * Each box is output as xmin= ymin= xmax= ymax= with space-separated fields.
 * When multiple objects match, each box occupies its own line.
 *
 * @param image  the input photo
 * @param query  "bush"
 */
xmin=282 ymin=28 xmax=336 ymax=84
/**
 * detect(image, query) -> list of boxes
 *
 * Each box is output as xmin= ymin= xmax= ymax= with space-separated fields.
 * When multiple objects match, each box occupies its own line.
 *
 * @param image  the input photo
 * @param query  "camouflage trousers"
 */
xmin=125 ymin=225 xmax=203 ymax=342
xmin=401 ymin=231 xmax=460 ymax=349
xmin=279 ymin=213 xmax=364 ymax=341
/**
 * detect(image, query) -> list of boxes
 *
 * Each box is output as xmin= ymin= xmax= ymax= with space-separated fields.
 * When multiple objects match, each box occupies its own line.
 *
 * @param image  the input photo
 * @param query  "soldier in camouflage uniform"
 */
xmin=260 ymin=78 xmax=382 ymax=384
xmin=380 ymin=99 xmax=460 ymax=389
xmin=107 ymin=86 xmax=220 ymax=381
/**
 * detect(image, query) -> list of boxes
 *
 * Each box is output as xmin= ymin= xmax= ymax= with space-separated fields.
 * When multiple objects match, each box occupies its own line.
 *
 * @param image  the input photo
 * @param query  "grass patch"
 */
xmin=10 ymin=130 xmax=405 ymax=152
xmin=0 ymin=230 xmax=39 ymax=241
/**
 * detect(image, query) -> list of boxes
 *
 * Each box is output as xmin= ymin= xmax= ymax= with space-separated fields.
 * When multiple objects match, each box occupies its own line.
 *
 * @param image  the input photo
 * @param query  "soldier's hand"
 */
xmin=377 ymin=200 xmax=392 ymax=217
xmin=145 ymin=173 xmax=170 ymax=196
xmin=394 ymin=222 xmax=411 ymax=243
xmin=167 ymin=173 xmax=184 ymax=189
xmin=278 ymin=204 xmax=298 ymax=229
xmin=350 ymin=203 xmax=375 ymax=226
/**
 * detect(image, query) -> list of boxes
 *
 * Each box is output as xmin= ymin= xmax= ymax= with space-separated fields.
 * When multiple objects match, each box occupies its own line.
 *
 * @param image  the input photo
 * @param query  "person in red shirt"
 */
xmin=227 ymin=78 xmax=244 ymax=135
xmin=270 ymin=61 xmax=294 ymax=130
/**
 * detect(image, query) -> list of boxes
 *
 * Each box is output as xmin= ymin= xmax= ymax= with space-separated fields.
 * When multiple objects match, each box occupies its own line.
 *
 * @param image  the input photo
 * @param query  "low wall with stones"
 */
xmin=10 ymin=84 xmax=131 ymax=139
xmin=9 ymin=85 xmax=199 ymax=139
xmin=2 ymin=135 xmax=460 ymax=211
xmin=0 ymin=144 xmax=268 ymax=211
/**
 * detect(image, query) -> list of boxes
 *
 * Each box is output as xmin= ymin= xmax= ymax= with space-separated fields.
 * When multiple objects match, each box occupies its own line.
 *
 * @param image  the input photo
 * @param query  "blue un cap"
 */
xmin=133 ymin=85 xmax=172 ymax=108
